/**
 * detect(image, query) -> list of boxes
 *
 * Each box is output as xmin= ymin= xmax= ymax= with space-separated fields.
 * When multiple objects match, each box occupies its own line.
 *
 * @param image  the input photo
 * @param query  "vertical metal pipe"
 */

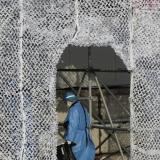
xmin=88 ymin=47 xmax=92 ymax=124
xmin=98 ymin=95 xmax=102 ymax=153
xmin=77 ymin=72 xmax=86 ymax=96
xmin=94 ymin=76 xmax=125 ymax=160
xmin=89 ymin=76 xmax=92 ymax=124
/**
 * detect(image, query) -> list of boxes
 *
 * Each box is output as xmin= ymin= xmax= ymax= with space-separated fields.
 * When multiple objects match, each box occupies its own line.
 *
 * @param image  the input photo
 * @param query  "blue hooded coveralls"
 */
xmin=64 ymin=101 xmax=95 ymax=160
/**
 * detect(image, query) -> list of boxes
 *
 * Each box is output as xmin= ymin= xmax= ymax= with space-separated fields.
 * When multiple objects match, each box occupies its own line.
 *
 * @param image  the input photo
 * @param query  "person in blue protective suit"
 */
xmin=63 ymin=91 xmax=95 ymax=160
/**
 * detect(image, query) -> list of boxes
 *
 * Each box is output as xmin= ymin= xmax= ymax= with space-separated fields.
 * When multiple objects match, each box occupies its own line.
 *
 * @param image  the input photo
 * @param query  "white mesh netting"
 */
xmin=0 ymin=0 xmax=76 ymax=159
xmin=0 ymin=0 xmax=160 ymax=159
xmin=131 ymin=0 xmax=160 ymax=159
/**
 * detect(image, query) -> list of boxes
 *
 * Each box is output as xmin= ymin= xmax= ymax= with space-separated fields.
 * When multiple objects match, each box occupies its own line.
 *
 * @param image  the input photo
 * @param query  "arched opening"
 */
xmin=56 ymin=45 xmax=130 ymax=160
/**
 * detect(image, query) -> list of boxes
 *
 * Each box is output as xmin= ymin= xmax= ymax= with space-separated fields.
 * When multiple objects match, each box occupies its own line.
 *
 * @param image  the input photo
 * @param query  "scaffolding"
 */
xmin=57 ymin=47 xmax=130 ymax=160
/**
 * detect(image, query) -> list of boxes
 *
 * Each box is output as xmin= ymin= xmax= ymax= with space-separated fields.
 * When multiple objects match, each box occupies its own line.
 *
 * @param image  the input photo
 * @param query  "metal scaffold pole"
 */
xmin=88 ymin=47 xmax=93 ymax=124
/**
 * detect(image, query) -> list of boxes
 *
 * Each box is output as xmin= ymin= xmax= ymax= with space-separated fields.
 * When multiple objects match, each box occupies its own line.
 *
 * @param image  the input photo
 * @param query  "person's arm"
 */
xmin=65 ymin=107 xmax=79 ymax=144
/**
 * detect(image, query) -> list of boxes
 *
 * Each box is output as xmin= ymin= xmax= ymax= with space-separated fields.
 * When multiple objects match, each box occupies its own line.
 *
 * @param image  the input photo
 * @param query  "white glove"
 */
xmin=67 ymin=141 xmax=72 ymax=144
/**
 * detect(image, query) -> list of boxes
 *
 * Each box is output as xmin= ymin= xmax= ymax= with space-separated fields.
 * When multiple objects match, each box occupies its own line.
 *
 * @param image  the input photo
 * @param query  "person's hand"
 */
xmin=67 ymin=141 xmax=72 ymax=144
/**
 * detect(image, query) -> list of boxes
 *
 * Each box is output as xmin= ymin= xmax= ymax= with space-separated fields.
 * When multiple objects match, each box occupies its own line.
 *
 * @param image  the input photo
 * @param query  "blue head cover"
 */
xmin=64 ymin=91 xmax=78 ymax=102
